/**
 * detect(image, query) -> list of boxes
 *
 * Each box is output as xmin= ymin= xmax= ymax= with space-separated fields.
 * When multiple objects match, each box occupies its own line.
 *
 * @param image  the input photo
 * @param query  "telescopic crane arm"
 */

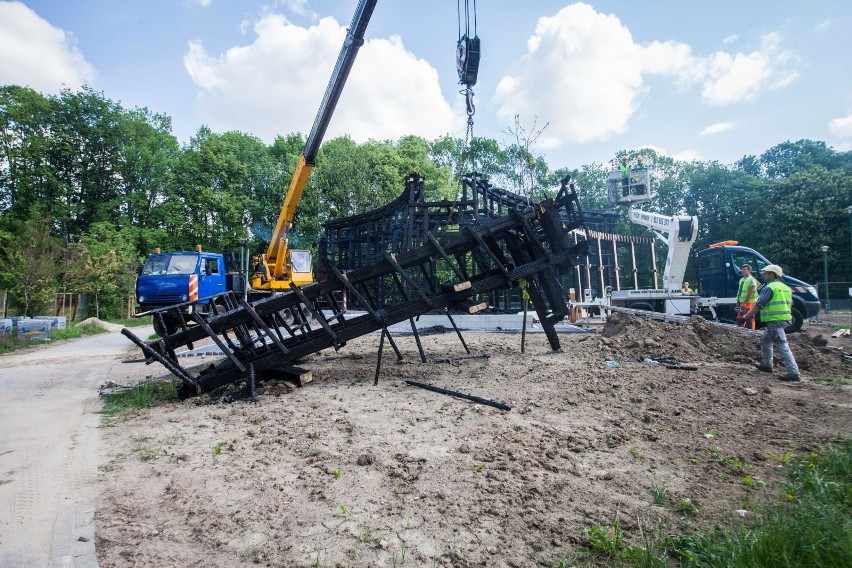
xmin=262 ymin=0 xmax=378 ymax=284
xmin=628 ymin=207 xmax=698 ymax=292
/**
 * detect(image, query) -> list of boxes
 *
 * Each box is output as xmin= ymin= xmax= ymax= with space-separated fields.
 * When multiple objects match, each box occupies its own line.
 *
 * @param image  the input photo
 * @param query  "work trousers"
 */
xmin=738 ymin=303 xmax=756 ymax=329
xmin=760 ymin=321 xmax=799 ymax=376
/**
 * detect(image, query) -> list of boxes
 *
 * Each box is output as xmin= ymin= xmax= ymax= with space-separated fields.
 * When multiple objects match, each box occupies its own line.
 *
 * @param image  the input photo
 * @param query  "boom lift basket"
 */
xmin=607 ymin=169 xmax=651 ymax=207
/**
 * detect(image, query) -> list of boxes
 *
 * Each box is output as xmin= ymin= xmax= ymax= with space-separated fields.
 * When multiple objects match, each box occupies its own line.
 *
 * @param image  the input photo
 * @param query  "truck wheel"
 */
xmin=280 ymin=303 xmax=314 ymax=327
xmin=153 ymin=315 xmax=178 ymax=337
xmin=784 ymin=306 xmax=804 ymax=333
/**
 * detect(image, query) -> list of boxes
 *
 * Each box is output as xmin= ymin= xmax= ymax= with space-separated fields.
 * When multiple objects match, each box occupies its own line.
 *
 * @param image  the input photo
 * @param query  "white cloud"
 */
xmin=814 ymin=19 xmax=832 ymax=33
xmin=699 ymin=122 xmax=733 ymax=136
xmin=722 ymin=34 xmax=738 ymax=45
xmin=671 ymin=150 xmax=702 ymax=162
xmin=0 ymin=1 xmax=95 ymax=92
xmin=493 ymin=3 xmax=642 ymax=145
xmin=637 ymin=144 xmax=700 ymax=163
xmin=191 ymin=0 xmax=213 ymax=7
xmin=282 ymin=0 xmax=309 ymax=17
xmin=184 ymin=13 xmax=457 ymax=143
xmin=699 ymin=33 xmax=799 ymax=105
xmin=828 ymin=113 xmax=852 ymax=138
xmin=491 ymin=3 xmax=799 ymax=150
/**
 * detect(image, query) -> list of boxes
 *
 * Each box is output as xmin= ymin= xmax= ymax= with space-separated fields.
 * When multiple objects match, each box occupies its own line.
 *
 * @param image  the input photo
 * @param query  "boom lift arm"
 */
xmin=628 ymin=207 xmax=698 ymax=292
xmin=254 ymin=0 xmax=378 ymax=290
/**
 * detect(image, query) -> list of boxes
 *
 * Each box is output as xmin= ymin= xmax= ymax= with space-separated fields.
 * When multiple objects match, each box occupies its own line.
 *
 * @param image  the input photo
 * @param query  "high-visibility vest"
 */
xmin=619 ymin=162 xmax=630 ymax=178
xmin=737 ymin=275 xmax=758 ymax=303
xmin=761 ymin=281 xmax=792 ymax=322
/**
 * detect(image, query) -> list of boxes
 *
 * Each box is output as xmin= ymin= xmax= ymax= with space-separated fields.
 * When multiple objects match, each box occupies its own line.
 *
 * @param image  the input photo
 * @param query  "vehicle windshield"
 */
xmin=731 ymin=251 xmax=769 ymax=276
xmin=290 ymin=250 xmax=312 ymax=274
xmin=141 ymin=254 xmax=198 ymax=275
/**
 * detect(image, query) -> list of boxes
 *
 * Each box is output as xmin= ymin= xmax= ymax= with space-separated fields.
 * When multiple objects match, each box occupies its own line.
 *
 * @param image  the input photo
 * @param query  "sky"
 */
xmin=2 ymin=0 xmax=852 ymax=170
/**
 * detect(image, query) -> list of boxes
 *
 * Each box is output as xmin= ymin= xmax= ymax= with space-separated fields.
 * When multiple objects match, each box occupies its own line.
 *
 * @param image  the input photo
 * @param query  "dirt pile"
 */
xmin=600 ymin=312 xmax=846 ymax=375
xmin=78 ymin=317 xmax=125 ymax=333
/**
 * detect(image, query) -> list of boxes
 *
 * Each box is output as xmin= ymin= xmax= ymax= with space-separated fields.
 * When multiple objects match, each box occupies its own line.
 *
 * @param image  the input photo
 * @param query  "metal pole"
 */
xmin=848 ymin=206 xmax=852 ymax=324
xmin=821 ymin=245 xmax=830 ymax=311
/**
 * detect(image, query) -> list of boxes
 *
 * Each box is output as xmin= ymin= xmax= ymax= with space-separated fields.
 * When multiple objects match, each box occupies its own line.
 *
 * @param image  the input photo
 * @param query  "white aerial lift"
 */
xmin=581 ymin=167 xmax=722 ymax=319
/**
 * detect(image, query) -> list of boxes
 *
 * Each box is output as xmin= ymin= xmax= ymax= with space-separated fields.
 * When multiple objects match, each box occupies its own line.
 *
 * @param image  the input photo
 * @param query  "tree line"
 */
xmin=1 ymin=85 xmax=850 ymax=318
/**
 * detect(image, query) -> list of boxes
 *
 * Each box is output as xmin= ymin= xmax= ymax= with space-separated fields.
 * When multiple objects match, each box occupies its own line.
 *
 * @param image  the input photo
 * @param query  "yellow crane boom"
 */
xmin=253 ymin=0 xmax=378 ymax=290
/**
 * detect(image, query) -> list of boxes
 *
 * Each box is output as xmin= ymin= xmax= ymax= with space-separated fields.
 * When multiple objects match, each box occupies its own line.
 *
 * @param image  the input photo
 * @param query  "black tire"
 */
xmin=280 ymin=303 xmax=314 ymax=327
xmin=153 ymin=315 xmax=178 ymax=337
xmin=627 ymin=302 xmax=654 ymax=312
xmin=784 ymin=306 xmax=804 ymax=333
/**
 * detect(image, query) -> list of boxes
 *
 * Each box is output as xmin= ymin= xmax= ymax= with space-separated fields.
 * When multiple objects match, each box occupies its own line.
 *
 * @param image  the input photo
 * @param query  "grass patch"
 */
xmin=100 ymin=381 xmax=178 ymax=416
xmin=0 ymin=335 xmax=35 ymax=355
xmin=113 ymin=316 xmax=152 ymax=328
xmin=651 ymin=484 xmax=669 ymax=507
xmin=50 ymin=325 xmax=107 ymax=340
xmin=669 ymin=440 xmax=852 ymax=567
xmin=582 ymin=439 xmax=852 ymax=567
xmin=813 ymin=375 xmax=851 ymax=386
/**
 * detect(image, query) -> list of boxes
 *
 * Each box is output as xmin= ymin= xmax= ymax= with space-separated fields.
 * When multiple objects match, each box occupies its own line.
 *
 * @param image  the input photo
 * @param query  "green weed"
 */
xmin=674 ymin=498 xmax=700 ymax=515
xmin=768 ymin=450 xmax=794 ymax=463
xmin=630 ymin=447 xmax=647 ymax=459
xmin=651 ymin=484 xmax=668 ymax=506
xmin=813 ymin=375 xmax=851 ymax=386
xmin=580 ymin=514 xmax=652 ymax=562
xmin=392 ymin=547 xmax=408 ymax=567
xmin=213 ymin=441 xmax=226 ymax=455
xmin=471 ymin=463 xmax=486 ymax=473
xmin=100 ymin=381 xmax=178 ymax=416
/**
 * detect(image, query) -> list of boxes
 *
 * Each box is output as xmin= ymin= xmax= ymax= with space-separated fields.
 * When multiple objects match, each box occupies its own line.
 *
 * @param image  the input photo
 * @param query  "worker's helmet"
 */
xmin=621 ymin=156 xmax=627 ymax=161
xmin=637 ymin=155 xmax=643 ymax=161
xmin=762 ymin=264 xmax=783 ymax=278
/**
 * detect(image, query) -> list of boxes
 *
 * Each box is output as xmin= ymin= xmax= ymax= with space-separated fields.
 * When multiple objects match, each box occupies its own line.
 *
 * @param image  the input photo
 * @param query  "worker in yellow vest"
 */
xmin=619 ymin=156 xmax=630 ymax=197
xmin=742 ymin=264 xmax=800 ymax=382
xmin=736 ymin=264 xmax=759 ymax=329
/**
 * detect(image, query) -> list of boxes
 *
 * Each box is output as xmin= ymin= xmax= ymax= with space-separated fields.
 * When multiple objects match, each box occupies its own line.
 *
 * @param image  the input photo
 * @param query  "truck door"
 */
xmin=198 ymin=256 xmax=225 ymax=300
xmin=697 ymin=249 xmax=724 ymax=297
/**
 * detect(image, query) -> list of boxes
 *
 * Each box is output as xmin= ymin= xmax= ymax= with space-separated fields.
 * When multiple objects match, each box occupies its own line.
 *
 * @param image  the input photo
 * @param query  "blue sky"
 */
xmin=2 ymin=0 xmax=851 ymax=170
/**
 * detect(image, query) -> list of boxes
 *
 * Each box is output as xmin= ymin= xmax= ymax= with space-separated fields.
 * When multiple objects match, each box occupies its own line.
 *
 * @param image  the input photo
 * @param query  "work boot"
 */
xmin=754 ymin=364 xmax=773 ymax=373
xmin=777 ymin=373 xmax=801 ymax=382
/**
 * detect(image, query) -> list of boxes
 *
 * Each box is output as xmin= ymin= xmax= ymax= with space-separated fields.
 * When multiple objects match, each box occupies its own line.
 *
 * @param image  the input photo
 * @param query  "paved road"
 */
xmin=0 ymin=327 xmax=153 ymax=568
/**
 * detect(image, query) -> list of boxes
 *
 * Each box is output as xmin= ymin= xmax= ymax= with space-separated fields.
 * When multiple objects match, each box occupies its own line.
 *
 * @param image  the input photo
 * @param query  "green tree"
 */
xmin=69 ymin=222 xmax=141 ymax=319
xmin=0 ymin=212 xmax=60 ymax=316
xmin=0 ymin=86 xmax=51 ymax=216
xmin=750 ymin=166 xmax=851 ymax=281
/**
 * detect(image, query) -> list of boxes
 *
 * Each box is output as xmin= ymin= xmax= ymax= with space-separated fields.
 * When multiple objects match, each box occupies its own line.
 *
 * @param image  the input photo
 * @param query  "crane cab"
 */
xmin=607 ymin=168 xmax=651 ymax=207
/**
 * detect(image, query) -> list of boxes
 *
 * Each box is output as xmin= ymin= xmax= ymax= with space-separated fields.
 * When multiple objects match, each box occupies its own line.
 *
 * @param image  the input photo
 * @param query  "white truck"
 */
xmin=570 ymin=167 xmax=819 ymax=331
xmin=570 ymin=168 xmax=737 ymax=323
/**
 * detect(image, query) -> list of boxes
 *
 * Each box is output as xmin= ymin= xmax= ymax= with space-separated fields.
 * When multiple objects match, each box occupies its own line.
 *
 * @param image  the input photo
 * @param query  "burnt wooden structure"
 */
xmin=320 ymin=173 xmax=651 ymax=308
xmin=321 ymin=172 xmax=585 ymax=311
xmin=123 ymin=175 xmax=589 ymax=398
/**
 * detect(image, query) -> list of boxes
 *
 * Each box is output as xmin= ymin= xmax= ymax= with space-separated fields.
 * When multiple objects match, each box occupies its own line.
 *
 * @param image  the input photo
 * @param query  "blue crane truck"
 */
xmin=134 ymin=248 xmax=252 ymax=334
